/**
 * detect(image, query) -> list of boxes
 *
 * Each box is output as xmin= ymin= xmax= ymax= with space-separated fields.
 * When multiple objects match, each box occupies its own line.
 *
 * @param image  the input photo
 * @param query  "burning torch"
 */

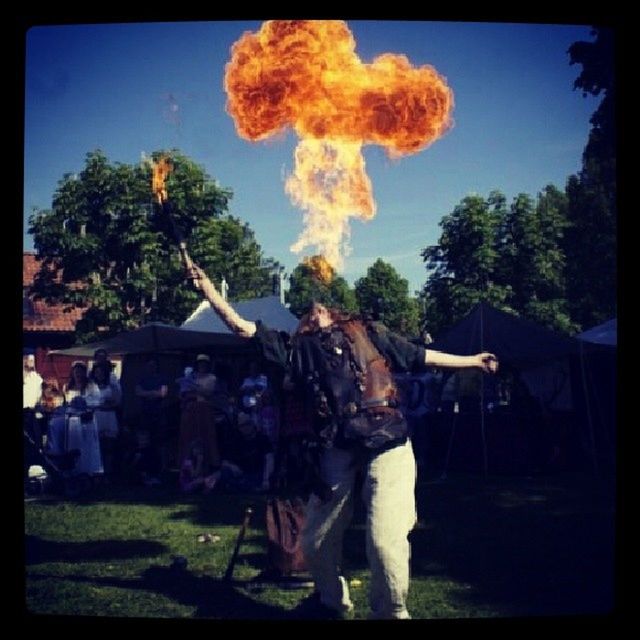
xmin=151 ymin=156 xmax=198 ymax=286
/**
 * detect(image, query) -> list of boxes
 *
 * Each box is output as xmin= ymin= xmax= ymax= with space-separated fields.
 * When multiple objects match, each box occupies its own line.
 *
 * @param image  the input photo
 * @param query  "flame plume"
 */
xmin=224 ymin=20 xmax=454 ymax=276
xmin=152 ymin=156 xmax=173 ymax=204
xmin=303 ymin=254 xmax=336 ymax=286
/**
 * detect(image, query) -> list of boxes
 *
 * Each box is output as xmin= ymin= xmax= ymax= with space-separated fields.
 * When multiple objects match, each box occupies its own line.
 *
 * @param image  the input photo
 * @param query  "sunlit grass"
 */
xmin=24 ymin=473 xmax=615 ymax=620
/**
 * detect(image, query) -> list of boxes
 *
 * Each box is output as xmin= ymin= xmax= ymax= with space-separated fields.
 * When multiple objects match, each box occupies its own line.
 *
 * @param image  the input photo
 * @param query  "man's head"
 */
xmin=195 ymin=353 xmax=211 ymax=373
xmin=23 ymin=353 xmax=36 ymax=371
xmin=91 ymin=362 xmax=111 ymax=385
xmin=94 ymin=348 xmax=109 ymax=363
xmin=308 ymin=302 xmax=333 ymax=330
xmin=295 ymin=301 xmax=335 ymax=335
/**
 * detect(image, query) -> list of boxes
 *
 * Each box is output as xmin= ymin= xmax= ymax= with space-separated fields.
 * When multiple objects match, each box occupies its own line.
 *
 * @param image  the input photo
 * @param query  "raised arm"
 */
xmin=425 ymin=350 xmax=498 ymax=374
xmin=188 ymin=264 xmax=257 ymax=338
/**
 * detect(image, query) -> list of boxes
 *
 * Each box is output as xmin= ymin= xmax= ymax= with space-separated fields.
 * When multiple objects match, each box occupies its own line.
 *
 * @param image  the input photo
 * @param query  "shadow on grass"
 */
xmin=31 ymin=483 xmax=270 ymax=528
xmin=408 ymin=474 xmax=616 ymax=616
xmin=29 ymin=566 xmax=293 ymax=620
xmin=26 ymin=470 xmax=616 ymax=618
xmin=25 ymin=535 xmax=168 ymax=566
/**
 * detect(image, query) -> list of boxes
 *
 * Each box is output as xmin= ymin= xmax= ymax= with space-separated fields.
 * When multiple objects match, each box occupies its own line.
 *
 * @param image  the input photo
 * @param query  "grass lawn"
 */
xmin=24 ymin=471 xmax=616 ymax=621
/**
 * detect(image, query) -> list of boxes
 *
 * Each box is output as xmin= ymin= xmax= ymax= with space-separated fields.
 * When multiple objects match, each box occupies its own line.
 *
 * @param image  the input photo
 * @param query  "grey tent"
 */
xmin=48 ymin=321 xmax=250 ymax=357
xmin=427 ymin=303 xmax=608 ymax=477
xmin=429 ymin=302 xmax=580 ymax=367
xmin=578 ymin=318 xmax=617 ymax=347
xmin=48 ymin=322 xmax=256 ymax=428
xmin=576 ymin=319 xmax=617 ymax=474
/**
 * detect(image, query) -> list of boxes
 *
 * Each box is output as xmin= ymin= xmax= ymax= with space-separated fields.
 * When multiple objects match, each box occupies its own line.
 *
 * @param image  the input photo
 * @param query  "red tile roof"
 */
xmin=23 ymin=252 xmax=85 ymax=333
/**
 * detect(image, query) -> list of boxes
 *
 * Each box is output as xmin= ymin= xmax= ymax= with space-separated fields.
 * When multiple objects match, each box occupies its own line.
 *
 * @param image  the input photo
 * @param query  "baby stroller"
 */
xmin=23 ymin=419 xmax=81 ymax=497
xmin=28 ymin=397 xmax=98 ymax=497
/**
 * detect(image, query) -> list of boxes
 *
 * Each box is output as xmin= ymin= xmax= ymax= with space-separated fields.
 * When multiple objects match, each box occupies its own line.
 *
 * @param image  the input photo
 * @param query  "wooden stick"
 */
xmin=224 ymin=506 xmax=253 ymax=583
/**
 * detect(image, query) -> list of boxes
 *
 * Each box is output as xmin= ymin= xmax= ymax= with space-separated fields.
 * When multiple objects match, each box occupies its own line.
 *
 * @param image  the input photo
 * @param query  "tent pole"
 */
xmin=579 ymin=341 xmax=599 ymax=478
xmin=440 ymin=408 xmax=458 ymax=480
xmin=584 ymin=350 xmax=614 ymax=468
xmin=480 ymin=304 xmax=488 ymax=479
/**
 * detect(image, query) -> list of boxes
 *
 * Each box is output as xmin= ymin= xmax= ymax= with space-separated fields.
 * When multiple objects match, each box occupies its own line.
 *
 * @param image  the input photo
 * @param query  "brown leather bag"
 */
xmin=340 ymin=320 xmax=408 ymax=449
xmin=265 ymin=497 xmax=308 ymax=575
xmin=341 ymin=320 xmax=398 ymax=407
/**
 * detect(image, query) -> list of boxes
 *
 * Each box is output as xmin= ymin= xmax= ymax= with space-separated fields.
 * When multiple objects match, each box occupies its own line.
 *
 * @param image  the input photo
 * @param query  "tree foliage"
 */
xmin=421 ymin=191 xmax=513 ymax=334
xmin=422 ymin=188 xmax=577 ymax=336
xmin=354 ymin=259 xmax=420 ymax=337
xmin=500 ymin=186 xmax=578 ymax=333
xmin=564 ymin=26 xmax=617 ymax=329
xmin=28 ymin=149 xmax=279 ymax=342
xmin=421 ymin=27 xmax=617 ymax=336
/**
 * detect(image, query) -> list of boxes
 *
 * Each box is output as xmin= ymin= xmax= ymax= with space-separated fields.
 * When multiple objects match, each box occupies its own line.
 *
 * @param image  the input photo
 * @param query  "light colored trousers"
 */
xmin=302 ymin=439 xmax=417 ymax=619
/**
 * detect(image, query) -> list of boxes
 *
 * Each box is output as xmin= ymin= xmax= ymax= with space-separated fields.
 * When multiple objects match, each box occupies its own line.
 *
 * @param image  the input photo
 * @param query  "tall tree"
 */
xmin=499 ymin=186 xmax=577 ymax=333
xmin=421 ymin=191 xmax=512 ymax=336
xmin=564 ymin=26 xmax=617 ymax=329
xmin=422 ymin=188 xmax=578 ymax=336
xmin=354 ymin=258 xmax=420 ymax=337
xmin=286 ymin=257 xmax=357 ymax=317
xmin=28 ymin=149 xmax=279 ymax=342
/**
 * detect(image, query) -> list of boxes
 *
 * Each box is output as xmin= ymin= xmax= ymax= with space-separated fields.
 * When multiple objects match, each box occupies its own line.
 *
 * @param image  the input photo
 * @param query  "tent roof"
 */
xmin=182 ymin=296 xmax=299 ymax=334
xmin=429 ymin=302 xmax=581 ymax=367
xmin=48 ymin=322 xmax=251 ymax=357
xmin=577 ymin=318 xmax=617 ymax=346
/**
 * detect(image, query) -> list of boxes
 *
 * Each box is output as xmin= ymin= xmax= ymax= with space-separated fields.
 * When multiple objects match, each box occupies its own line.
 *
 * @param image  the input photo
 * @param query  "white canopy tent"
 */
xmin=181 ymin=296 xmax=299 ymax=334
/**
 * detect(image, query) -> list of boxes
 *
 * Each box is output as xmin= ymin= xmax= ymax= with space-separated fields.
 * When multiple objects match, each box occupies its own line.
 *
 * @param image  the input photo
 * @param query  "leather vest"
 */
xmin=297 ymin=319 xmax=408 ymax=450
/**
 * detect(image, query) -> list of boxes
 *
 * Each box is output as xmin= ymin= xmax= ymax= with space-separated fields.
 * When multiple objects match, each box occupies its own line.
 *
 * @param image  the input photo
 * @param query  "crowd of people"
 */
xmin=24 ymin=346 xmax=547 ymax=500
xmin=22 ymin=349 xmax=312 ymax=496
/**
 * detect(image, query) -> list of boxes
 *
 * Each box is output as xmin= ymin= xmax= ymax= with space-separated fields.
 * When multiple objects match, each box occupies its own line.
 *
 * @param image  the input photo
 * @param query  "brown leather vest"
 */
xmin=340 ymin=319 xmax=398 ymax=409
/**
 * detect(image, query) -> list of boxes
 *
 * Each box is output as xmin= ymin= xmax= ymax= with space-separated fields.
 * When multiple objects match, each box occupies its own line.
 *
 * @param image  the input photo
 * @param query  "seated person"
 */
xmin=179 ymin=438 xmax=220 ymax=494
xmin=218 ymin=411 xmax=274 ymax=492
xmin=127 ymin=429 xmax=162 ymax=487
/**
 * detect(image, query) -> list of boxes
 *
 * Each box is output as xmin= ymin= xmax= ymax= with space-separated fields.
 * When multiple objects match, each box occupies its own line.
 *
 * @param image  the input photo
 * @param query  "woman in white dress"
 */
xmin=62 ymin=361 xmax=104 ymax=477
xmin=91 ymin=361 xmax=121 ymax=477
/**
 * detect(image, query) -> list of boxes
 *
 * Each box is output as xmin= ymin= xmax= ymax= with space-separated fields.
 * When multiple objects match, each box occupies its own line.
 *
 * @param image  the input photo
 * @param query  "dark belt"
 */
xmin=360 ymin=398 xmax=392 ymax=409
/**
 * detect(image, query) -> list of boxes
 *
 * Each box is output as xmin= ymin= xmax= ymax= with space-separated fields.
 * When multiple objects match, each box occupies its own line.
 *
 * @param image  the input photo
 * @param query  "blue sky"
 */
xmin=24 ymin=20 xmax=599 ymax=294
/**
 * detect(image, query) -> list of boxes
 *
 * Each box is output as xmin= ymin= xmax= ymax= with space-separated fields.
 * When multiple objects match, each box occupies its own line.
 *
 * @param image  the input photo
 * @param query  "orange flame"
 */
xmin=303 ymin=254 xmax=336 ymax=285
xmin=152 ymin=156 xmax=173 ymax=204
xmin=224 ymin=20 xmax=454 ymax=272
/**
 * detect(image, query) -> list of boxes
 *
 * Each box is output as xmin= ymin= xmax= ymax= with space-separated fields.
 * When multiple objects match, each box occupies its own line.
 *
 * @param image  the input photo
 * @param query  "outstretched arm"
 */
xmin=188 ymin=264 xmax=257 ymax=338
xmin=425 ymin=350 xmax=498 ymax=374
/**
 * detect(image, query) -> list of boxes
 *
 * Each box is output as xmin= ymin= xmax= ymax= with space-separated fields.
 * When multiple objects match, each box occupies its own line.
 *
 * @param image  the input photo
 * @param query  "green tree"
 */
xmin=28 ymin=149 xmax=279 ymax=342
xmin=564 ymin=26 xmax=616 ymax=329
xmin=354 ymin=259 xmax=420 ymax=337
xmin=421 ymin=191 xmax=513 ymax=335
xmin=286 ymin=257 xmax=357 ymax=317
xmin=499 ymin=186 xmax=578 ymax=333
